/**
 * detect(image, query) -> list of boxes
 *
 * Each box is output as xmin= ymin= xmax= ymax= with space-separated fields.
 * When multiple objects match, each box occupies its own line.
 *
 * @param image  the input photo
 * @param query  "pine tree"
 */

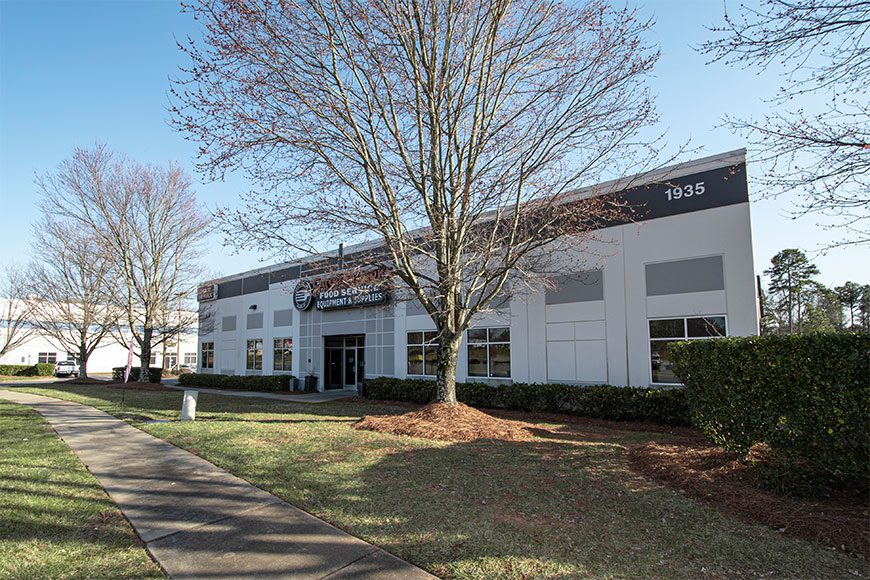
xmin=765 ymin=249 xmax=820 ymax=334
xmin=835 ymin=281 xmax=864 ymax=329
xmin=802 ymin=283 xmax=845 ymax=333
xmin=859 ymin=285 xmax=870 ymax=331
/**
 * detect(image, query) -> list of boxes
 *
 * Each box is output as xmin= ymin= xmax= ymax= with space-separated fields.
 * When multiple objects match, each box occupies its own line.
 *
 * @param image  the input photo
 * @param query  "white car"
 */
xmin=54 ymin=360 xmax=80 ymax=378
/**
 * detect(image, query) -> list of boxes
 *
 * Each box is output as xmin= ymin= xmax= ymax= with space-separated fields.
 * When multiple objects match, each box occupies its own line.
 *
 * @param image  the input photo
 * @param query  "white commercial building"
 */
xmin=196 ymin=150 xmax=759 ymax=389
xmin=0 ymin=332 xmax=199 ymax=374
xmin=0 ymin=298 xmax=199 ymax=374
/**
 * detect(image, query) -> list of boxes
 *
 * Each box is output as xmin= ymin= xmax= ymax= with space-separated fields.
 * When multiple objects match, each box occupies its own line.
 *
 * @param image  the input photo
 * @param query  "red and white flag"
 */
xmin=123 ymin=337 xmax=135 ymax=383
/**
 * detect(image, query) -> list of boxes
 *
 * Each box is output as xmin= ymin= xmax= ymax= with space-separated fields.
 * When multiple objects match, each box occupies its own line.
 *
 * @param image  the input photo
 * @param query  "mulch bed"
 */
xmin=104 ymin=382 xmax=178 ymax=392
xmin=354 ymin=402 xmax=536 ymax=442
xmin=63 ymin=377 xmax=108 ymax=385
xmin=354 ymin=397 xmax=703 ymax=438
xmin=628 ymin=441 xmax=870 ymax=559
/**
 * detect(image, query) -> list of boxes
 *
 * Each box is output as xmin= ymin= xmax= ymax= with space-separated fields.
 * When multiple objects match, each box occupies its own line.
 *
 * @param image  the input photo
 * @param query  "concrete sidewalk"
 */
xmin=0 ymin=389 xmax=434 ymax=580
xmin=165 ymin=384 xmax=360 ymax=404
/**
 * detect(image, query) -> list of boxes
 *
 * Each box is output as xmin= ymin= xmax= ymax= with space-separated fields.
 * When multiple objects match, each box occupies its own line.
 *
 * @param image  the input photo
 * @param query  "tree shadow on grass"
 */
xmin=4 ymin=396 xmax=863 ymax=580
xmin=219 ymin=426 xmax=864 ymax=580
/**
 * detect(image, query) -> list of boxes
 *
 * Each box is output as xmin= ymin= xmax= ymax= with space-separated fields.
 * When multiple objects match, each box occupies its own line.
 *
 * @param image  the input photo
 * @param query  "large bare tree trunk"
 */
xmin=435 ymin=333 xmax=462 ymax=405
xmin=139 ymin=327 xmax=153 ymax=382
xmin=78 ymin=343 xmax=89 ymax=379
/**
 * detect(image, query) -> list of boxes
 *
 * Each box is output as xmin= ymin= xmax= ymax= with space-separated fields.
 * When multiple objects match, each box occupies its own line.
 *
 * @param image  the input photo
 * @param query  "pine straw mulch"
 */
xmin=628 ymin=441 xmax=870 ymax=559
xmin=104 ymin=382 xmax=178 ymax=392
xmin=63 ymin=377 xmax=108 ymax=385
xmin=354 ymin=402 xmax=536 ymax=442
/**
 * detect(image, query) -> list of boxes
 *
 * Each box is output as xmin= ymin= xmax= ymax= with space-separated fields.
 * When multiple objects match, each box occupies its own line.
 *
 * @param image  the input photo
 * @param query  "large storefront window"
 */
xmin=273 ymin=338 xmax=293 ymax=371
xmin=407 ymin=331 xmax=439 ymax=376
xmin=246 ymin=339 xmax=263 ymax=370
xmin=649 ymin=316 xmax=726 ymax=384
xmin=467 ymin=327 xmax=511 ymax=378
xmin=201 ymin=342 xmax=214 ymax=369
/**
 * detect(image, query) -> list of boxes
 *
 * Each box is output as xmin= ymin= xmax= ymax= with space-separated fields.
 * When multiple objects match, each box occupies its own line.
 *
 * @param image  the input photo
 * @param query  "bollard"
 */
xmin=181 ymin=390 xmax=198 ymax=421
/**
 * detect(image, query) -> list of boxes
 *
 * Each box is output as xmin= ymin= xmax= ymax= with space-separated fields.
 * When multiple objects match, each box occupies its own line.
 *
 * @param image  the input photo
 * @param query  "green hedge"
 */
xmin=111 ymin=367 xmax=163 ymax=383
xmin=0 ymin=363 xmax=54 ymax=376
xmin=671 ymin=333 xmax=870 ymax=491
xmin=363 ymin=377 xmax=690 ymax=426
xmin=178 ymin=373 xmax=293 ymax=392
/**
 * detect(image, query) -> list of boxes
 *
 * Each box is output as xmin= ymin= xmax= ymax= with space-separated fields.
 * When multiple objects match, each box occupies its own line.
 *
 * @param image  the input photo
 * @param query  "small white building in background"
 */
xmin=195 ymin=150 xmax=760 ymax=389
xmin=0 ymin=300 xmax=199 ymax=373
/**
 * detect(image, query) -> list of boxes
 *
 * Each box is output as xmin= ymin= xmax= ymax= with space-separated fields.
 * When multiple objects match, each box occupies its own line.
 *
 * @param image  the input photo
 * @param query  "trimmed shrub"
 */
xmin=111 ymin=367 xmax=163 ymax=383
xmin=35 ymin=363 xmax=55 ymax=376
xmin=0 ymin=363 xmax=55 ymax=376
xmin=178 ymin=373 xmax=293 ymax=392
xmin=363 ymin=377 xmax=690 ymax=426
xmin=671 ymin=333 xmax=870 ymax=491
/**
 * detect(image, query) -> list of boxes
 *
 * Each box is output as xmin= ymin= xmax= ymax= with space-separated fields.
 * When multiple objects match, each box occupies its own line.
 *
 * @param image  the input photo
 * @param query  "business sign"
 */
xmin=293 ymin=268 xmax=391 ymax=312
xmin=315 ymin=283 xmax=389 ymax=311
xmin=197 ymin=283 xmax=217 ymax=302
xmin=293 ymin=280 xmax=315 ymax=311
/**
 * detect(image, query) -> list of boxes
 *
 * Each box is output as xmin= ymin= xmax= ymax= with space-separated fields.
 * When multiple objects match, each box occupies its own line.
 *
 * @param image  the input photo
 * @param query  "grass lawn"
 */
xmin=0 ymin=399 xmax=163 ymax=579
xmin=5 ymin=383 xmax=867 ymax=579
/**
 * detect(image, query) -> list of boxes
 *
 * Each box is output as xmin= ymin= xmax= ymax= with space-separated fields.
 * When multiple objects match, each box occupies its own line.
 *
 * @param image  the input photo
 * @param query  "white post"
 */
xmin=181 ymin=390 xmax=198 ymax=421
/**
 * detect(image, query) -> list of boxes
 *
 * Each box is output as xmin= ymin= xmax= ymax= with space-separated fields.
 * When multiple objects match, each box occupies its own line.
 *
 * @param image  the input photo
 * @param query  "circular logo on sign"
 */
xmin=293 ymin=280 xmax=314 ymax=311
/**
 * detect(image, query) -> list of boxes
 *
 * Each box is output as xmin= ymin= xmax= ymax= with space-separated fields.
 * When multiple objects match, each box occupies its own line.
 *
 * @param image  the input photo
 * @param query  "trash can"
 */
xmin=291 ymin=377 xmax=300 ymax=391
xmin=304 ymin=375 xmax=318 ymax=392
xmin=357 ymin=379 xmax=367 ymax=398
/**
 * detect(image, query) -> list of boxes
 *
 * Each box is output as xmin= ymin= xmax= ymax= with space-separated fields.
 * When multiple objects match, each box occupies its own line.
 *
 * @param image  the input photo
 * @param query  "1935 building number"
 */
xmin=666 ymin=181 xmax=705 ymax=201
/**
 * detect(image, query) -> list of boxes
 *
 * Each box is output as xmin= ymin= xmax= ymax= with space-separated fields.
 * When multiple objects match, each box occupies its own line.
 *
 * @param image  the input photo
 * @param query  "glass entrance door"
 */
xmin=324 ymin=335 xmax=365 ymax=389
xmin=326 ymin=347 xmax=343 ymax=389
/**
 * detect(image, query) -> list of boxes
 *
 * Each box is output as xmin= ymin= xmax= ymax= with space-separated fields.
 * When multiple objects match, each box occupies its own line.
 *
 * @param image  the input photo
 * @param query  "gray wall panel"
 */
xmin=321 ymin=321 xmax=366 ymax=336
xmin=242 ymin=274 xmax=269 ymax=294
xmin=321 ymin=308 xmax=366 ymax=322
xmin=382 ymin=346 xmax=394 ymax=375
xmin=273 ymin=309 xmax=293 ymax=327
xmin=222 ymin=316 xmax=237 ymax=331
xmin=218 ymin=279 xmax=243 ymax=299
xmin=247 ymin=312 xmax=264 ymax=329
xmin=545 ymin=271 xmax=604 ymax=304
xmin=645 ymin=256 xmax=724 ymax=296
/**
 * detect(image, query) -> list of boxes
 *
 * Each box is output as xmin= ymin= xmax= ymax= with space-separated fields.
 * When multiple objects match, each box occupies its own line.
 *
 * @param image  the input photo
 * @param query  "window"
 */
xmin=273 ymin=338 xmax=293 ymax=371
xmin=649 ymin=316 xmax=727 ymax=384
xmin=246 ymin=339 xmax=263 ymax=370
xmin=467 ymin=327 xmax=510 ymax=378
xmin=407 ymin=331 xmax=439 ymax=376
xmin=38 ymin=352 xmax=57 ymax=364
xmin=66 ymin=352 xmax=82 ymax=364
xmin=149 ymin=353 xmax=157 ymax=366
xmin=201 ymin=342 xmax=214 ymax=369
xmin=184 ymin=352 xmax=197 ymax=365
xmin=163 ymin=354 xmax=178 ymax=370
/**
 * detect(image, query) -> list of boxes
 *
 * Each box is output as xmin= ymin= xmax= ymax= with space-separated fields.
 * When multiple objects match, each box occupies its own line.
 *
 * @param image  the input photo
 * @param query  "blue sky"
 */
xmin=1 ymin=0 xmax=867 ymax=288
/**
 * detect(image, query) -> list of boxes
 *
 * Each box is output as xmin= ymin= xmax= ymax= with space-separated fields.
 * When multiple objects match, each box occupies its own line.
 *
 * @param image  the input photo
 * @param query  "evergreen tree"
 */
xmin=859 ymin=285 xmax=870 ymax=331
xmin=764 ymin=249 xmax=820 ymax=334
xmin=802 ymin=283 xmax=845 ymax=333
xmin=835 ymin=281 xmax=864 ymax=329
xmin=759 ymin=286 xmax=784 ymax=335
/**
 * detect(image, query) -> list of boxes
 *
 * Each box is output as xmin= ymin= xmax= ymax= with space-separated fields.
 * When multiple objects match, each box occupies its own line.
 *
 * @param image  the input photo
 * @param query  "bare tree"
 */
xmin=174 ymin=0 xmax=660 ymax=403
xmin=25 ymin=219 xmax=117 ymax=379
xmin=0 ymin=264 xmax=37 ymax=359
xmin=702 ymin=0 xmax=870 ymax=248
xmin=37 ymin=145 xmax=210 ymax=382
